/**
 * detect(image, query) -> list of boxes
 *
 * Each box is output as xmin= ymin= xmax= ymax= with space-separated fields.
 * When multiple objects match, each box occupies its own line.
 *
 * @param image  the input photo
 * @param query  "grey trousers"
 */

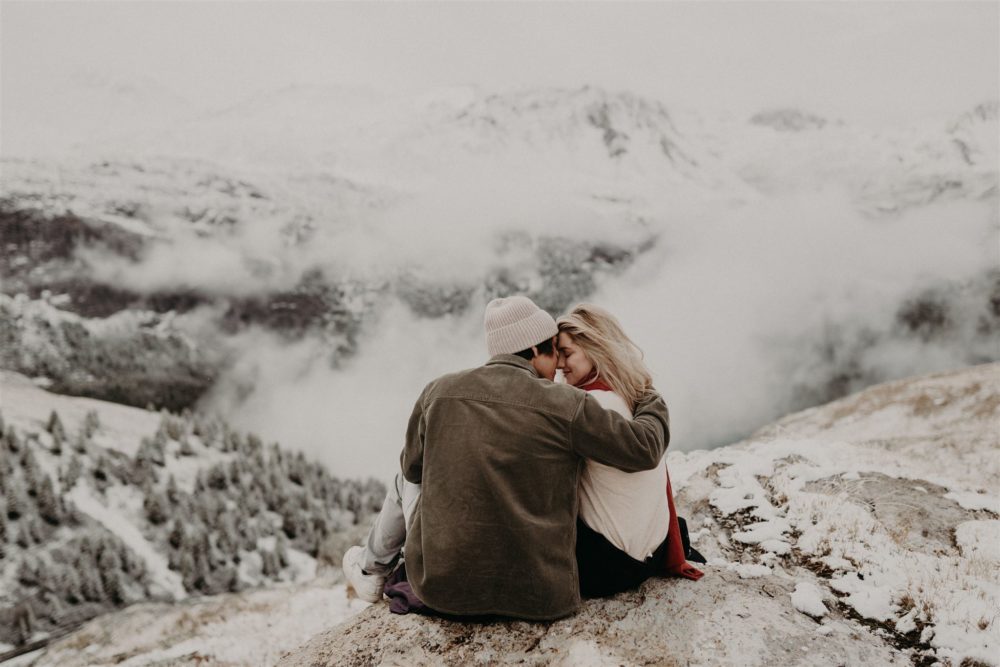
xmin=362 ymin=472 xmax=421 ymax=576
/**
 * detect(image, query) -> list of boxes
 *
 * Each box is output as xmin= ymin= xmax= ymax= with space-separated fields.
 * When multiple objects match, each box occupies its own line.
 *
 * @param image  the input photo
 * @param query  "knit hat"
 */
xmin=484 ymin=296 xmax=558 ymax=356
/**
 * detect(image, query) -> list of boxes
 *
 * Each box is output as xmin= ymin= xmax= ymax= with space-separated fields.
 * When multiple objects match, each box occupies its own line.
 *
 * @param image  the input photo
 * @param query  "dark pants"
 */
xmin=576 ymin=519 xmax=669 ymax=598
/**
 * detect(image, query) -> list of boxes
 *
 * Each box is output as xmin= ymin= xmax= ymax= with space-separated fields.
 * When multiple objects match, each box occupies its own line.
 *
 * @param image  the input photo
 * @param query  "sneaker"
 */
xmin=343 ymin=546 xmax=385 ymax=603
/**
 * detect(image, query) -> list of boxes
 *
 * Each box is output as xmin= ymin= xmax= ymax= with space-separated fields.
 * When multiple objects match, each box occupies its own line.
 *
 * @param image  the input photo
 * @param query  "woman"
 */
xmin=557 ymin=304 xmax=703 ymax=597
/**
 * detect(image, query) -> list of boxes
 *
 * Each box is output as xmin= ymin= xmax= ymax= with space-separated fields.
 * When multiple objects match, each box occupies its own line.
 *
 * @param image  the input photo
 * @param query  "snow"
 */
xmin=34 ymin=576 xmax=371 ymax=667
xmin=954 ymin=520 xmax=1000 ymax=561
xmin=1 ymin=369 xmax=160 ymax=458
xmin=681 ymin=364 xmax=1000 ymax=665
xmin=66 ymin=481 xmax=187 ymax=601
xmin=560 ymin=639 xmax=623 ymax=666
xmin=728 ymin=563 xmax=772 ymax=579
xmin=791 ymin=582 xmax=828 ymax=618
xmin=93 ymin=213 xmax=159 ymax=237
xmin=946 ymin=491 xmax=1000 ymax=513
xmin=829 ymin=573 xmax=896 ymax=622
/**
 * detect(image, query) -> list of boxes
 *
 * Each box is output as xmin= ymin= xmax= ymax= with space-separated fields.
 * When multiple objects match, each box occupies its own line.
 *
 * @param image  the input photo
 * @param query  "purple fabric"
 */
xmin=383 ymin=563 xmax=431 ymax=615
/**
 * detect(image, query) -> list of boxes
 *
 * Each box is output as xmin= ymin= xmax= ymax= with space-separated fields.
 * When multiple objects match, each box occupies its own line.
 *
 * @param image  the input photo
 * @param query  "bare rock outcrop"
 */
xmin=280 ymin=569 xmax=904 ymax=666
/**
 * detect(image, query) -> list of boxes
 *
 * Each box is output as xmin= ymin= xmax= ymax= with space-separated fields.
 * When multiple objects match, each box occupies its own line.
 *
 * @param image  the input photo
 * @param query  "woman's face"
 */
xmin=557 ymin=331 xmax=595 ymax=387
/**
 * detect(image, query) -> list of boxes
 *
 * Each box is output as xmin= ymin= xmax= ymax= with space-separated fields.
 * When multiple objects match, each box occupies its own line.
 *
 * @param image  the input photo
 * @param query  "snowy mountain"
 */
xmin=749 ymin=108 xmax=830 ymax=132
xmin=0 ymin=371 xmax=384 ymax=651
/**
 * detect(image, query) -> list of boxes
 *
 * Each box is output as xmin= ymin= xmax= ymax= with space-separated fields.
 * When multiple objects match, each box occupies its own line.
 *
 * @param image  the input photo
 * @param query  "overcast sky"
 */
xmin=2 ymin=1 xmax=998 ymax=125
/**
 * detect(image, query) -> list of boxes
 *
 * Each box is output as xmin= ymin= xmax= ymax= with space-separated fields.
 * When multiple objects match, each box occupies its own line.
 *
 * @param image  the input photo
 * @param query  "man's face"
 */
xmin=530 ymin=337 xmax=559 ymax=381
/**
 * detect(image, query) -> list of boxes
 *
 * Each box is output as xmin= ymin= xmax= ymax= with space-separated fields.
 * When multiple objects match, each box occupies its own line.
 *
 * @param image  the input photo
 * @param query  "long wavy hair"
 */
xmin=556 ymin=303 xmax=653 ymax=410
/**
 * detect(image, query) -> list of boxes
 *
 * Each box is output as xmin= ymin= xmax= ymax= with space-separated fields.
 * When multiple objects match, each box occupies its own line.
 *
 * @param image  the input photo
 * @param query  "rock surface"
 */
xmin=279 ymin=363 xmax=1000 ymax=667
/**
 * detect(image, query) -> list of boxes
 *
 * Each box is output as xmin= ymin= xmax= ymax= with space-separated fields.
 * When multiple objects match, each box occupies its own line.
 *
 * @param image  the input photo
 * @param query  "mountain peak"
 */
xmin=749 ymin=108 xmax=828 ymax=131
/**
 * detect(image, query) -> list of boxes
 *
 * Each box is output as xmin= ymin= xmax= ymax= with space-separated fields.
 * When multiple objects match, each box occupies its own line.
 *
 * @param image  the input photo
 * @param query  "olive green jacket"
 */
xmin=400 ymin=354 xmax=670 ymax=620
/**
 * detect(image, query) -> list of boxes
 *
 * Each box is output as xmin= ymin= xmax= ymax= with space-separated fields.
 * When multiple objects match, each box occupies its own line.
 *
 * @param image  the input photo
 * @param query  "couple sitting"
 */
xmin=343 ymin=296 xmax=703 ymax=621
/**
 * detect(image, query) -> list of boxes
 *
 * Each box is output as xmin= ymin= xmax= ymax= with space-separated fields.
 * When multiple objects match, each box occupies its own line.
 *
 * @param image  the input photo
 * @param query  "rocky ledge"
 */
xmin=279 ymin=363 xmax=999 ymax=667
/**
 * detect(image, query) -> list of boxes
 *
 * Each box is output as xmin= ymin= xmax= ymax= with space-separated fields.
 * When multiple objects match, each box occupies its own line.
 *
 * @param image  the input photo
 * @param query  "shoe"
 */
xmin=343 ymin=546 xmax=385 ymax=603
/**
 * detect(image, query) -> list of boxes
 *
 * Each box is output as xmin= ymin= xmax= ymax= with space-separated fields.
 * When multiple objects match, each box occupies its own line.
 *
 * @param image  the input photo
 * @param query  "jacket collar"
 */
xmin=485 ymin=353 xmax=540 ymax=377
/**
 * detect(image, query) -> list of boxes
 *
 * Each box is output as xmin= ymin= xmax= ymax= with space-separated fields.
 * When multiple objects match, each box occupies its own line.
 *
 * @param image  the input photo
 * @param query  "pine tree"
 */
xmin=224 ymin=566 xmax=241 ymax=593
xmin=21 ymin=448 xmax=41 ymax=497
xmin=25 ymin=515 xmax=46 ymax=545
xmin=228 ymin=460 xmax=242 ymax=487
xmin=50 ymin=431 xmax=63 ymax=456
xmin=260 ymin=549 xmax=279 ymax=578
xmin=210 ymin=465 xmax=230 ymax=491
xmin=15 ymin=603 xmax=36 ymax=646
xmin=178 ymin=436 xmax=195 ymax=457
xmin=92 ymin=454 xmax=110 ymax=492
xmin=5 ymin=479 xmax=22 ymax=520
xmin=46 ymin=410 xmax=66 ymax=440
xmin=5 ymin=427 xmax=20 ymax=453
xmin=97 ymin=540 xmax=126 ymax=604
xmin=179 ymin=551 xmax=196 ymax=590
xmin=80 ymin=564 xmax=104 ymax=602
xmin=37 ymin=475 xmax=61 ymax=525
xmin=276 ymin=534 xmax=289 ymax=568
xmin=83 ymin=409 xmax=101 ymax=438
xmin=61 ymin=455 xmax=82 ymax=493
xmin=143 ymin=490 xmax=168 ymax=525
xmin=166 ymin=475 xmax=180 ymax=505
xmin=152 ymin=425 xmax=169 ymax=456
xmin=73 ymin=430 xmax=88 ymax=455
xmin=17 ymin=558 xmax=37 ymax=585
xmin=167 ymin=547 xmax=183 ymax=572
xmin=168 ymin=519 xmax=185 ymax=549
xmin=63 ymin=567 xmax=83 ymax=604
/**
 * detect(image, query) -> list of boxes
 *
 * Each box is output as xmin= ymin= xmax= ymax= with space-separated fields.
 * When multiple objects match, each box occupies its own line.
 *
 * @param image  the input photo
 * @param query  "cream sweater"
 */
xmin=578 ymin=389 xmax=671 ymax=561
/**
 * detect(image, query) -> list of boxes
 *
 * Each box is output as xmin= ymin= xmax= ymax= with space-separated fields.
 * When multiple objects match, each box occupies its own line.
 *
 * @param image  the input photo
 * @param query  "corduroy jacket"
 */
xmin=400 ymin=354 xmax=670 ymax=620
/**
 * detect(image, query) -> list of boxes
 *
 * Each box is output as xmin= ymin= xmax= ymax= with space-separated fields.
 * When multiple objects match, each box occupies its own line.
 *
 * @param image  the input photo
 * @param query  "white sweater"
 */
xmin=578 ymin=389 xmax=671 ymax=561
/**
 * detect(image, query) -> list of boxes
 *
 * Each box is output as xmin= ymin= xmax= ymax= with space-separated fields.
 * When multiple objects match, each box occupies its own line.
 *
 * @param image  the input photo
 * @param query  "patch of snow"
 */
xmin=729 ymin=563 xmax=772 ymax=579
xmin=285 ymin=548 xmax=317 ymax=583
xmin=829 ymin=573 xmax=896 ymax=622
xmin=895 ymin=608 xmax=918 ymax=634
xmin=557 ymin=639 xmax=621 ymax=666
xmin=945 ymin=491 xmax=1000 ymax=513
xmin=954 ymin=520 xmax=1000 ymax=562
xmin=791 ymin=581 xmax=828 ymax=618
xmin=92 ymin=213 xmax=158 ymax=237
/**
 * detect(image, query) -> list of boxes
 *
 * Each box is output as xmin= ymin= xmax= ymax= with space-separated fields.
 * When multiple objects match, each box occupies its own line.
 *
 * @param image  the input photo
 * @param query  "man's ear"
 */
xmin=530 ymin=345 xmax=539 ymax=358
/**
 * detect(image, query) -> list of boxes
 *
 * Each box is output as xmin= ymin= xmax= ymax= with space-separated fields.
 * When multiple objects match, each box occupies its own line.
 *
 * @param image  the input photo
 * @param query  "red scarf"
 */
xmin=579 ymin=379 xmax=704 ymax=581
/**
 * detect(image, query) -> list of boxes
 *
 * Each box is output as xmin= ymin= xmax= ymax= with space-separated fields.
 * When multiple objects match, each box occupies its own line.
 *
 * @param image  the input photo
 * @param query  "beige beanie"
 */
xmin=484 ymin=296 xmax=558 ymax=356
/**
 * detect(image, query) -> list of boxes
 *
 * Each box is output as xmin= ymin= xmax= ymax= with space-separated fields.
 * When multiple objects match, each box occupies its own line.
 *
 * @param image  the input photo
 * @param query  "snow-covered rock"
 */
xmin=278 ymin=362 xmax=999 ymax=667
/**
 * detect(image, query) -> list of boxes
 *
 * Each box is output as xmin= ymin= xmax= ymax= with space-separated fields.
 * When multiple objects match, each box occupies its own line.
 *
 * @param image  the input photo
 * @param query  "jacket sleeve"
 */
xmin=400 ymin=382 xmax=432 ymax=484
xmin=570 ymin=390 xmax=670 ymax=472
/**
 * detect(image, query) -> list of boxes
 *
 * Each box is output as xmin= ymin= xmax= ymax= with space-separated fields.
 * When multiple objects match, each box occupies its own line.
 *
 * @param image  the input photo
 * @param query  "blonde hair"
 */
xmin=556 ymin=303 xmax=653 ymax=410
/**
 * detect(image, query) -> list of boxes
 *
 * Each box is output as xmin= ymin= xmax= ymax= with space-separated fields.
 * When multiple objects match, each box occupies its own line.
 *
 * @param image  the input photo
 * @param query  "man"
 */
xmin=344 ymin=295 xmax=669 ymax=620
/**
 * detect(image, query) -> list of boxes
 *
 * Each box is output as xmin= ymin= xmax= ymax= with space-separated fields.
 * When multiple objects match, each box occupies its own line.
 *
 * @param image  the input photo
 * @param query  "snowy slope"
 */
xmin=667 ymin=362 xmax=1000 ymax=666
xmin=0 ymin=370 xmax=384 ymax=650
xmin=22 ymin=573 xmax=371 ymax=667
